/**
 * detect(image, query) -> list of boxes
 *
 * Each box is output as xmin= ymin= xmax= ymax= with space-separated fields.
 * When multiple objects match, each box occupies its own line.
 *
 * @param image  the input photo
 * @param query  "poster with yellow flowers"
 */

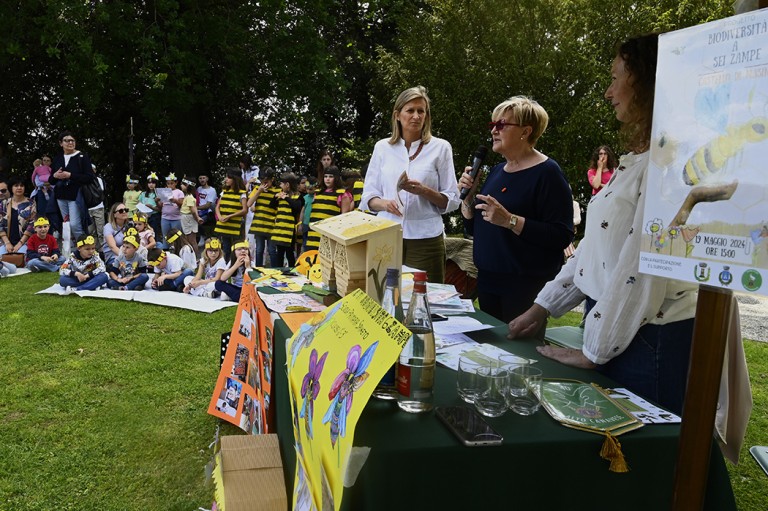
xmin=639 ymin=9 xmax=768 ymax=294
xmin=287 ymin=288 xmax=410 ymax=510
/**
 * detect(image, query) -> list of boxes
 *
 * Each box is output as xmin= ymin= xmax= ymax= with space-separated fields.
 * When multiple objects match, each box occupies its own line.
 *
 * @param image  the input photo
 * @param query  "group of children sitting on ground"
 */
xmin=20 ymin=214 xmax=253 ymax=302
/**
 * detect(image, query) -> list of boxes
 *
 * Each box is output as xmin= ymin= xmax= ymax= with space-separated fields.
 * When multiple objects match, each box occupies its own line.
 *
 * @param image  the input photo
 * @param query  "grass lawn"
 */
xmin=1 ymin=273 xmax=766 ymax=509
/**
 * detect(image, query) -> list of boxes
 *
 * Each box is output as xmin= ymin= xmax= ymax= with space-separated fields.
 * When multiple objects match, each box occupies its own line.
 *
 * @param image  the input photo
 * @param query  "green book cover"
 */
xmin=544 ymin=326 xmax=584 ymax=350
xmin=537 ymin=381 xmax=642 ymax=434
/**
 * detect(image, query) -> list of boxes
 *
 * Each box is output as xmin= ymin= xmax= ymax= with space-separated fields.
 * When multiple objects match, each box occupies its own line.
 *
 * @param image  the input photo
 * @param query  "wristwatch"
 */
xmin=508 ymin=214 xmax=518 ymax=230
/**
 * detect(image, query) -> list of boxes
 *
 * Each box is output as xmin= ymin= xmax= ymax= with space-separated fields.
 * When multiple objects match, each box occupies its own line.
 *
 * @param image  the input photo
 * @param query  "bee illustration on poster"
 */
xmin=288 ymin=289 xmax=409 ymax=511
xmin=640 ymin=9 xmax=768 ymax=295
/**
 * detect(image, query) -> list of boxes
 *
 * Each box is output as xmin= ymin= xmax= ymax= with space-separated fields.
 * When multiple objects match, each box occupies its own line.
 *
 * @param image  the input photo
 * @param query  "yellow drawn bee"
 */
xmin=682 ymin=116 xmax=768 ymax=185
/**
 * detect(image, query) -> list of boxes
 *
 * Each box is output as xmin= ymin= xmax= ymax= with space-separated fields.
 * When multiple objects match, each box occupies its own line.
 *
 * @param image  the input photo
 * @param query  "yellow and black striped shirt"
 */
xmin=306 ymin=188 xmax=346 ymax=249
xmin=271 ymin=193 xmax=301 ymax=246
xmin=214 ymin=189 xmax=245 ymax=237
xmin=248 ymin=186 xmax=280 ymax=236
xmin=352 ymin=179 xmax=363 ymax=206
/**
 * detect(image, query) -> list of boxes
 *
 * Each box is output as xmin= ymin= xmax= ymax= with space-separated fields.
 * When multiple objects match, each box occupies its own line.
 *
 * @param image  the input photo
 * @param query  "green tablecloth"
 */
xmin=273 ymin=309 xmax=736 ymax=511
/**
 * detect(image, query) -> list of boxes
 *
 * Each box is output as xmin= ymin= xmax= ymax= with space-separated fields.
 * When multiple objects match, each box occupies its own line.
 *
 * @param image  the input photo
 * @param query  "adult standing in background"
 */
xmin=197 ymin=172 xmax=218 ymax=243
xmin=50 ymin=131 xmax=94 ymax=241
xmin=360 ymin=85 xmax=460 ymax=284
xmin=314 ymin=149 xmax=334 ymax=183
xmin=587 ymin=145 xmax=618 ymax=195
xmin=459 ymin=96 xmax=573 ymax=324
xmin=88 ymin=164 xmax=106 ymax=253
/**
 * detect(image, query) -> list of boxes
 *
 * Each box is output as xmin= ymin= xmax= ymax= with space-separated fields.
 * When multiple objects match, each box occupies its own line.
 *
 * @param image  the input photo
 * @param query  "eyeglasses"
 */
xmin=116 ymin=208 xmax=130 ymax=214
xmin=488 ymin=119 xmax=521 ymax=131
xmin=62 ymin=138 xmax=76 ymax=143
xmin=0 ymin=189 xmax=7 ymax=194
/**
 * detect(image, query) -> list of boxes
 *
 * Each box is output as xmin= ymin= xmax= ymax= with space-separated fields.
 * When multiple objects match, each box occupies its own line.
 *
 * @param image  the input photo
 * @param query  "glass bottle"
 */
xmin=397 ymin=271 xmax=435 ymax=413
xmin=373 ymin=268 xmax=402 ymax=400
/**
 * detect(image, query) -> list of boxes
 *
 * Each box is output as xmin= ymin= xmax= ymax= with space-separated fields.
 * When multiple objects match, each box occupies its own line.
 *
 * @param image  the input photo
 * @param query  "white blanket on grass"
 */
xmin=6 ymin=268 xmax=32 ymax=277
xmin=37 ymin=284 xmax=238 ymax=313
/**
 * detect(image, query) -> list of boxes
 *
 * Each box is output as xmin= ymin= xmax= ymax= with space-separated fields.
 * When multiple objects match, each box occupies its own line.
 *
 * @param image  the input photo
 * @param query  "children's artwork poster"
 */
xmin=286 ymin=288 xmax=410 ymax=511
xmin=207 ymin=281 xmax=276 ymax=434
xmin=640 ymin=8 xmax=768 ymax=295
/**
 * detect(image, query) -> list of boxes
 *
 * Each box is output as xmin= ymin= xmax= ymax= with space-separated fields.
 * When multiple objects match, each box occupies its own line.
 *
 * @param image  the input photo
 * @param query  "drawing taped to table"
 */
xmin=287 ymin=288 xmax=408 ymax=510
xmin=640 ymin=9 xmax=768 ymax=295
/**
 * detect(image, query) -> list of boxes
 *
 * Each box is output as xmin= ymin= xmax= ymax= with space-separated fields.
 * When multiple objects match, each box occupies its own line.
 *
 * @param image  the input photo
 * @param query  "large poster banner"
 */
xmin=286 ymin=288 xmax=409 ymax=511
xmin=640 ymin=8 xmax=768 ymax=295
xmin=207 ymin=281 xmax=275 ymax=433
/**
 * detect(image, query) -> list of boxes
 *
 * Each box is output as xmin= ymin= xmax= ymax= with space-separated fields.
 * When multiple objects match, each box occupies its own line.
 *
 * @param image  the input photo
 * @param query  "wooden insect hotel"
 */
xmin=310 ymin=211 xmax=403 ymax=300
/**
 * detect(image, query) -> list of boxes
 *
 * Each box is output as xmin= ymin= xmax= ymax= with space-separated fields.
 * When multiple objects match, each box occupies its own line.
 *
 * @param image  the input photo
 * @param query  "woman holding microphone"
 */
xmin=459 ymin=96 xmax=573 ymax=325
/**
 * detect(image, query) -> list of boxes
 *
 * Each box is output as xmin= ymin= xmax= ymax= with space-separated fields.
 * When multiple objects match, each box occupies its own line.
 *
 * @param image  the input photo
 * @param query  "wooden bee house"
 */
xmin=310 ymin=211 xmax=402 ymax=300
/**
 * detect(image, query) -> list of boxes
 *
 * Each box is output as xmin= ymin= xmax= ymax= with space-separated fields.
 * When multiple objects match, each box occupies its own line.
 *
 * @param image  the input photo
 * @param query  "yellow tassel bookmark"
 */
xmin=600 ymin=432 xmax=630 ymax=473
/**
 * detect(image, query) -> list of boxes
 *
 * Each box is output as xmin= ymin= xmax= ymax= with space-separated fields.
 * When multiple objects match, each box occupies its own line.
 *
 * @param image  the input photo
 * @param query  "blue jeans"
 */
xmin=214 ymin=280 xmax=242 ymax=302
xmin=597 ymin=318 xmax=694 ymax=416
xmin=156 ymin=269 xmax=194 ymax=291
xmin=57 ymin=191 xmax=89 ymax=241
xmin=0 ymin=245 xmax=27 ymax=256
xmin=161 ymin=218 xmax=182 ymax=248
xmin=253 ymin=234 xmax=278 ymax=267
xmin=60 ymin=272 xmax=109 ymax=291
xmin=108 ymin=273 xmax=149 ymax=290
xmin=26 ymin=257 xmax=64 ymax=272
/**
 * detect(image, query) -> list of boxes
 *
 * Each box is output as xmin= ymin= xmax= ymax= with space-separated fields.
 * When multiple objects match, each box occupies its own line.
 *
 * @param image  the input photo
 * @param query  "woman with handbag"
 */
xmin=50 ymin=131 xmax=95 ymax=241
xmin=0 ymin=176 xmax=37 ymax=261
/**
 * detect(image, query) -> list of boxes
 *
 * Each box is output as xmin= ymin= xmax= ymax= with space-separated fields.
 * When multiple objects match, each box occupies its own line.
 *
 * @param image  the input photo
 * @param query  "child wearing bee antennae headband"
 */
xmin=183 ymin=237 xmax=227 ymax=297
xmin=214 ymin=239 xmax=251 ymax=302
xmin=59 ymin=234 xmax=108 ymax=292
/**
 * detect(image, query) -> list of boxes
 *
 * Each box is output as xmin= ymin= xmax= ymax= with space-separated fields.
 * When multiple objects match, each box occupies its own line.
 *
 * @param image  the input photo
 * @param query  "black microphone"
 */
xmin=459 ymin=145 xmax=488 ymax=200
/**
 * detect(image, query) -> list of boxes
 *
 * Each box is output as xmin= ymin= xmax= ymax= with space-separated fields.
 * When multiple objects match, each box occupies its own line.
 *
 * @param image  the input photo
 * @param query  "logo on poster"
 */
xmin=694 ymin=262 xmax=711 ymax=282
xmin=742 ymin=269 xmax=762 ymax=292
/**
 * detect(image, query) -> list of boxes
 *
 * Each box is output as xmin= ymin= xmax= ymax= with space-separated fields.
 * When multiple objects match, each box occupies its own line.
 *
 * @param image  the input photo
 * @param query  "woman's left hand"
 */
xmin=475 ymin=194 xmax=510 ymax=226
xmin=536 ymin=345 xmax=597 ymax=369
xmin=401 ymin=178 xmax=426 ymax=196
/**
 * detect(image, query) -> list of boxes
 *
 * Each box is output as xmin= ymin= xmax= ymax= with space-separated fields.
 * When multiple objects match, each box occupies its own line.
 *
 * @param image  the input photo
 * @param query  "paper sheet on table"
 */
xmin=430 ymin=299 xmax=475 ymax=315
xmin=258 ymin=291 xmax=326 ymax=313
xmin=432 ymin=315 xmax=493 ymax=335
xmin=435 ymin=333 xmax=478 ymax=352
xmin=436 ymin=342 xmax=534 ymax=371
xmin=608 ymin=388 xmax=681 ymax=424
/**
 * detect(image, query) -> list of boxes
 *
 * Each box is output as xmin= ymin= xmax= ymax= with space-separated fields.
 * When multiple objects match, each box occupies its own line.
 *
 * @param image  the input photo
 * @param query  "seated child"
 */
xmin=26 ymin=217 xmax=63 ymax=272
xmin=184 ymin=237 xmax=227 ymax=297
xmin=59 ymin=234 xmax=108 ymax=291
xmin=147 ymin=247 xmax=194 ymax=292
xmin=107 ymin=235 xmax=149 ymax=290
xmin=214 ymin=239 xmax=251 ymax=302
xmin=0 ymin=260 xmax=16 ymax=277
xmin=167 ymin=229 xmax=197 ymax=270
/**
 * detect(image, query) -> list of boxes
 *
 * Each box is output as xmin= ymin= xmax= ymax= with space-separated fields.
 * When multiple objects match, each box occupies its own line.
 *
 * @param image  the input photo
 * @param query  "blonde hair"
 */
xmin=33 ymin=158 xmax=43 ymax=167
xmin=389 ymin=85 xmax=433 ymax=144
xmin=491 ymin=96 xmax=549 ymax=146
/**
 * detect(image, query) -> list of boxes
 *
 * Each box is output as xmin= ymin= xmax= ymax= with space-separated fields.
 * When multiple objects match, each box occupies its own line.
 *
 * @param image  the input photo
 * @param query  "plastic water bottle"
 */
xmin=397 ymin=271 xmax=435 ymax=413
xmin=373 ymin=268 xmax=403 ymax=400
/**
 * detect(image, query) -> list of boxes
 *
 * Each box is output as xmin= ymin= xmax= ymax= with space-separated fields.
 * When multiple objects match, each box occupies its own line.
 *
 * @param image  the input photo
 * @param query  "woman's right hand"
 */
xmin=5 ymin=241 xmax=14 ymax=252
xmin=458 ymin=166 xmax=476 ymax=192
xmin=507 ymin=304 xmax=549 ymax=339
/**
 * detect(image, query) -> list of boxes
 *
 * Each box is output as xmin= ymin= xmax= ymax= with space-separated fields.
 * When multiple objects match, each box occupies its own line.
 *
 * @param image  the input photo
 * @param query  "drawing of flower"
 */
xmin=322 ymin=341 xmax=379 ymax=448
xmin=368 ymin=245 xmax=393 ymax=302
xmin=645 ymin=218 xmax=664 ymax=251
xmin=300 ymin=349 xmax=328 ymax=439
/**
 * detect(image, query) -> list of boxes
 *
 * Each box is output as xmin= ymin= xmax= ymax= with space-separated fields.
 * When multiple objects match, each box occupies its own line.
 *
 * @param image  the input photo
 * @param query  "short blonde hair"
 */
xmin=389 ymin=86 xmax=432 ymax=144
xmin=491 ymin=96 xmax=549 ymax=146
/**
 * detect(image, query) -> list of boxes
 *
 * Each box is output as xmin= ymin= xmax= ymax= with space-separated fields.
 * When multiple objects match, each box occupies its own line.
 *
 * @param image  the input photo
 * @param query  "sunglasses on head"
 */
xmin=116 ymin=208 xmax=130 ymax=214
xmin=488 ymin=119 xmax=521 ymax=131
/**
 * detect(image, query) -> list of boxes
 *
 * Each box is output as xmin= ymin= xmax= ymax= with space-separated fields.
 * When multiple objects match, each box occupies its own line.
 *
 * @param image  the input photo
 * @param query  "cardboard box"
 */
xmin=214 ymin=434 xmax=287 ymax=511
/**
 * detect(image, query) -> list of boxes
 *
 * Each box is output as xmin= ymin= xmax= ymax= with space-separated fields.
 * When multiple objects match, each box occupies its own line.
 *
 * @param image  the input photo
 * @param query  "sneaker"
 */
xmin=63 ymin=286 xmax=75 ymax=295
xmin=211 ymin=291 xmax=221 ymax=299
xmin=219 ymin=292 xmax=230 ymax=301
xmin=119 ymin=286 xmax=128 ymax=291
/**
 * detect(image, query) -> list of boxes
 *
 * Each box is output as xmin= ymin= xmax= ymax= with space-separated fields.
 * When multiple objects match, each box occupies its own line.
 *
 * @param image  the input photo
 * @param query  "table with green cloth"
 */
xmin=273 ymin=308 xmax=736 ymax=511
